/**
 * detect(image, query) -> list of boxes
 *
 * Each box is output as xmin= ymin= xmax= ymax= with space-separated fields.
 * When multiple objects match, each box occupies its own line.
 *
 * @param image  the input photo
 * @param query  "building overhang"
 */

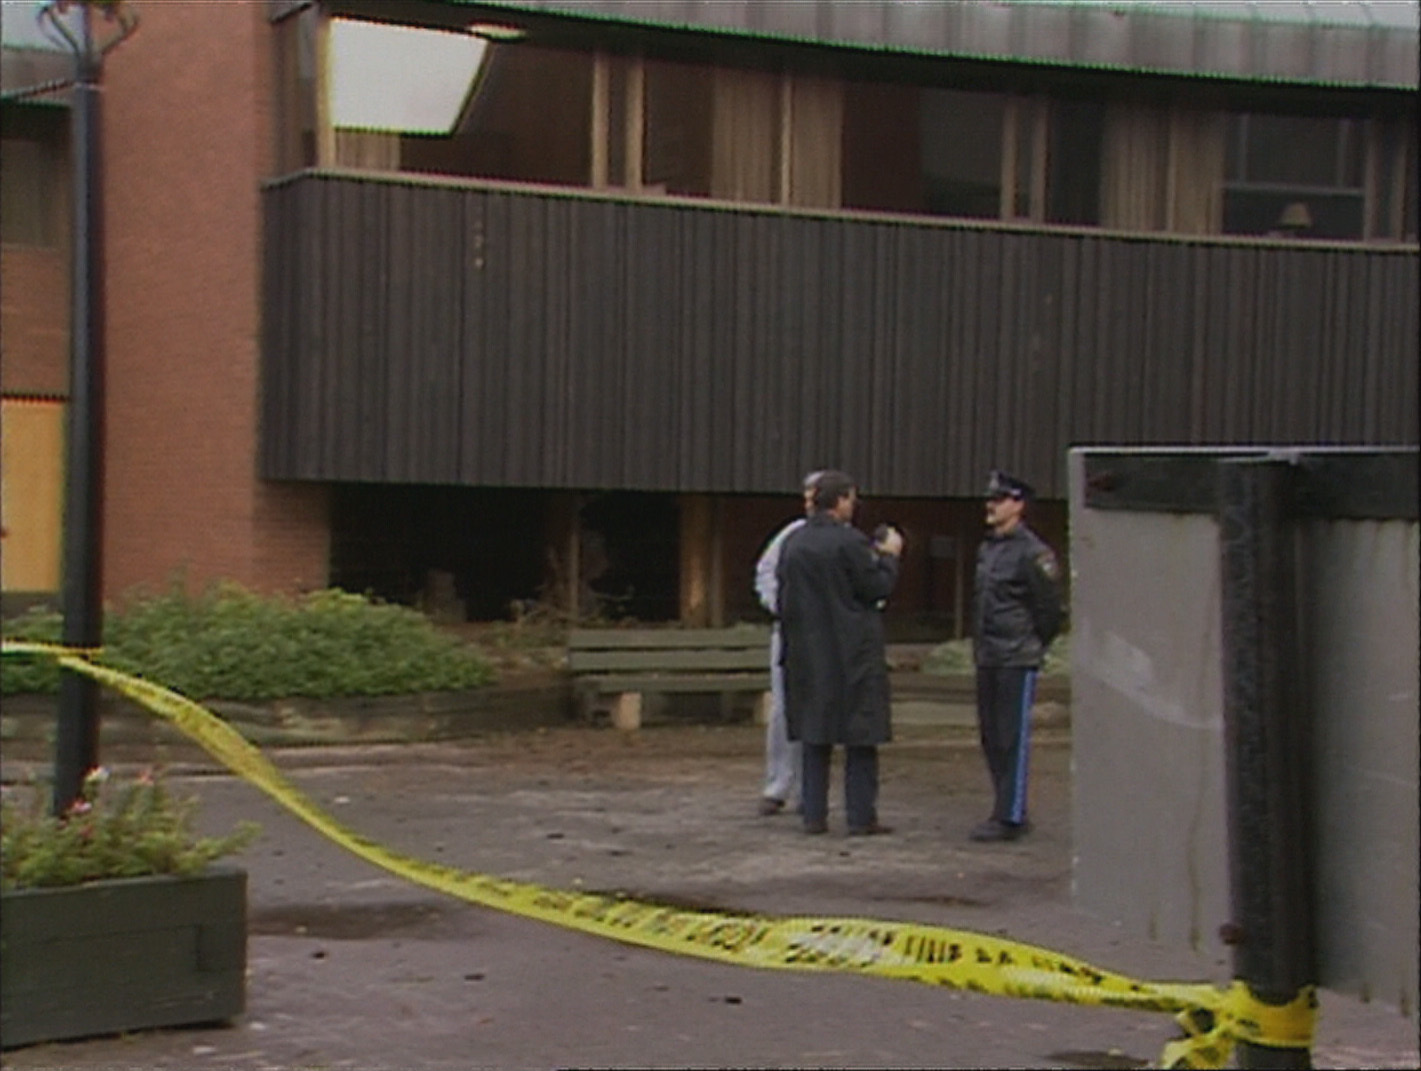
xmin=0 ymin=46 xmax=74 ymax=107
xmin=309 ymin=0 xmax=1420 ymax=91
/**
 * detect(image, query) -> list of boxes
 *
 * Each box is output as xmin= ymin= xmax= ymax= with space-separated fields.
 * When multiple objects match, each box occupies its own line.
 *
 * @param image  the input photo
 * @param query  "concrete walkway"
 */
xmin=2 ymin=720 xmax=1415 ymax=1070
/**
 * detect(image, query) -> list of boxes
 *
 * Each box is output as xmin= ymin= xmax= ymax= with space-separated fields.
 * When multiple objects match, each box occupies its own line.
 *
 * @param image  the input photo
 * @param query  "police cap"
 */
xmin=985 ymin=470 xmax=1035 ymax=501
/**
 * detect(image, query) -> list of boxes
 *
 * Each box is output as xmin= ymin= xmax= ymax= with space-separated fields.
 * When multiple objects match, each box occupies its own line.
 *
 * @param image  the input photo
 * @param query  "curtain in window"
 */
xmin=334 ymin=131 xmax=401 ymax=170
xmin=786 ymin=76 xmax=843 ymax=209
xmin=1100 ymin=103 xmax=1225 ymax=234
xmin=711 ymin=68 xmax=778 ymax=203
xmin=1165 ymin=108 xmax=1225 ymax=235
xmin=1100 ymin=103 xmax=1168 ymax=231
xmin=1371 ymin=116 xmax=1418 ymax=241
xmin=643 ymin=59 xmax=712 ymax=196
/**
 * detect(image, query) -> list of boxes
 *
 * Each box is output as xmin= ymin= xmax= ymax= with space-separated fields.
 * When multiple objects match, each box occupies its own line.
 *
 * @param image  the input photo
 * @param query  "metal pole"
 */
xmin=1217 ymin=457 xmax=1316 ymax=1070
xmin=53 ymin=7 xmax=107 ymax=816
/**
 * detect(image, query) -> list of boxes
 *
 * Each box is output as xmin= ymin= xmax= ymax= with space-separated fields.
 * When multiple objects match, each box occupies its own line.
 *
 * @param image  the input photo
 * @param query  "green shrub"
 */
xmin=1 ymin=766 xmax=259 ymax=891
xmin=922 ymin=634 xmax=1070 ymax=677
xmin=2 ymin=583 xmax=494 ymax=701
xmin=0 ymin=606 xmax=63 ymax=694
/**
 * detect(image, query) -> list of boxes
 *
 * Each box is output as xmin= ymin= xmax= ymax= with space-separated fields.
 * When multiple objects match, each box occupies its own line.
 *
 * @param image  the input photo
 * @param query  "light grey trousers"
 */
xmin=762 ymin=626 xmax=801 ymax=806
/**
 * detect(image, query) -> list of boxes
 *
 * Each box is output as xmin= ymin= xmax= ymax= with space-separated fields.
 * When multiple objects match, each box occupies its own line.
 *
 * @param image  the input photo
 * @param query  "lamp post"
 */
xmin=39 ymin=0 xmax=136 ymax=815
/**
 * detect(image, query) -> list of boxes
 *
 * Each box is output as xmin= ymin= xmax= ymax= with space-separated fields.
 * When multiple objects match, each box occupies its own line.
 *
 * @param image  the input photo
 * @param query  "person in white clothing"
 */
xmin=754 ymin=471 xmax=823 ymax=816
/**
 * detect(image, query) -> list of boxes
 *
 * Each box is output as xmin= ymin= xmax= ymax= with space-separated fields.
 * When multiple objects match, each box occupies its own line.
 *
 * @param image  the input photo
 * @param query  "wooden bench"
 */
xmin=567 ymin=626 xmax=772 ymax=730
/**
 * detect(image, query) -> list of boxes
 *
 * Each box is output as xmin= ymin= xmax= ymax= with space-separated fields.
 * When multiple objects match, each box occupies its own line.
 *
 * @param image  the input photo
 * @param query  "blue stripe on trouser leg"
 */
xmin=1008 ymin=670 xmax=1037 ymax=824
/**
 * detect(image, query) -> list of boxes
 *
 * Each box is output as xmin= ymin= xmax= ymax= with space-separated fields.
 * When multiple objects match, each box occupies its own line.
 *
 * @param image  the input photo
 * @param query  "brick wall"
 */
xmin=100 ymin=0 xmax=327 ymax=600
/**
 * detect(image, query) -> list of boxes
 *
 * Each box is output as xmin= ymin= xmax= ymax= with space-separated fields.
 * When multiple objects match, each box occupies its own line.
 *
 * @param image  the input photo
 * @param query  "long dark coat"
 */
xmin=776 ymin=513 xmax=900 ymax=746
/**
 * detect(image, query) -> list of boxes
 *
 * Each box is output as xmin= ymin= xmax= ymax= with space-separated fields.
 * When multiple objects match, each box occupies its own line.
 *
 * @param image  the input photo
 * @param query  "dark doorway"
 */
xmin=329 ymin=485 xmax=682 ymax=623
xmin=329 ymin=484 xmax=547 ymax=620
xmin=577 ymin=491 xmax=679 ymax=622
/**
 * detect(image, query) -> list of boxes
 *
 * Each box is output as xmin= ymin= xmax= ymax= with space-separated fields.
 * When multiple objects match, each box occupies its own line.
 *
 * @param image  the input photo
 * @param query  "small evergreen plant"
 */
xmin=1 ymin=766 xmax=259 ymax=892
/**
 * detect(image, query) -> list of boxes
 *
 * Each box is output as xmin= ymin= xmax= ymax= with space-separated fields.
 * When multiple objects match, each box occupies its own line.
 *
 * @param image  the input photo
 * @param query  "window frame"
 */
xmin=1220 ymin=111 xmax=1368 ymax=239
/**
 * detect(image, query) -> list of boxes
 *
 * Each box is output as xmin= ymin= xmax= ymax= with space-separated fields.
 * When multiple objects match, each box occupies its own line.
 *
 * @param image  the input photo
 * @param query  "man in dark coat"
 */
xmin=970 ymin=470 xmax=1063 ymax=842
xmin=777 ymin=471 xmax=903 ymax=835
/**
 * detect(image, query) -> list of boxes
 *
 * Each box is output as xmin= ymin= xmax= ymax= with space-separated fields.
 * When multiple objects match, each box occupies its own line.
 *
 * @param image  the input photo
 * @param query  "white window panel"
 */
xmin=327 ymin=18 xmax=488 ymax=135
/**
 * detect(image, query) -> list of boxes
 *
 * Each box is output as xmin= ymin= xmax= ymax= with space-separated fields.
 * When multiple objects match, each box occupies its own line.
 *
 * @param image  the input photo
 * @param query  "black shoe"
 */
xmin=757 ymin=797 xmax=785 ymax=817
xmin=803 ymin=820 xmax=828 ymax=835
xmin=847 ymin=822 xmax=894 ymax=837
xmin=970 ymin=819 xmax=1027 ymax=842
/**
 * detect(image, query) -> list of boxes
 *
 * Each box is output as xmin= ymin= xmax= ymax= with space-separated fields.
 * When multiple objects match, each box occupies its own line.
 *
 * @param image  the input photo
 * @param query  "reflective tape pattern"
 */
xmin=2 ymin=641 xmax=1316 ymax=1069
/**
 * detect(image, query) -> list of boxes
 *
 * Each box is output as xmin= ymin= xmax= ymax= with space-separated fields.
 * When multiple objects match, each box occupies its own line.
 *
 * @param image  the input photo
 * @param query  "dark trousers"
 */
xmin=801 ymin=743 xmax=879 ymax=830
xmin=975 ymin=666 xmax=1037 ymax=825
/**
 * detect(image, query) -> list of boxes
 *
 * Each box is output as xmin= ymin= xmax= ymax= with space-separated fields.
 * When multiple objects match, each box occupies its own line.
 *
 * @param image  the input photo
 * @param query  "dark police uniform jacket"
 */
xmin=777 ymin=513 xmax=899 ymax=746
xmin=972 ymin=524 xmax=1063 ymax=668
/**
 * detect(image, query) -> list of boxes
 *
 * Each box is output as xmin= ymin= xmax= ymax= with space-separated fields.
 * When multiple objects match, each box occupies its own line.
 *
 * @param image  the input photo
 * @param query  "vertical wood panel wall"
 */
xmin=261 ymin=173 xmax=1419 ymax=499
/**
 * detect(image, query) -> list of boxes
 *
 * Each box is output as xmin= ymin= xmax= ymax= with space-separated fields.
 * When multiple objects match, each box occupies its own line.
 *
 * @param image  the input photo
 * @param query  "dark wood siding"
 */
xmin=261 ymin=172 xmax=1419 ymax=499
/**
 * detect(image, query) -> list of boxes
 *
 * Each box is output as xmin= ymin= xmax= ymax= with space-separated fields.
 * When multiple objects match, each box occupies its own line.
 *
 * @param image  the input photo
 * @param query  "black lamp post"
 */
xmin=39 ymin=0 xmax=136 ymax=816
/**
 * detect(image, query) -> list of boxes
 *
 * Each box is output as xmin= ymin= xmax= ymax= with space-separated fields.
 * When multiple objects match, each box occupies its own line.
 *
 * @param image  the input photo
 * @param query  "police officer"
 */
xmin=969 ymin=470 xmax=1063 ymax=842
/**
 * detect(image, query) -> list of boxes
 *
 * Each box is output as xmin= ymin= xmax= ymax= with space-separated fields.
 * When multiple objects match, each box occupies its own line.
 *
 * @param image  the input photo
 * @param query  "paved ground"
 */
xmin=3 ymin=720 xmax=1416 ymax=1070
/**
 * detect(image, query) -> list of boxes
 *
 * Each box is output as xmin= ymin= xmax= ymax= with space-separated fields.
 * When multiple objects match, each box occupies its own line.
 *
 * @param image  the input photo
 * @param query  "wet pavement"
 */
xmin=2 ymin=722 xmax=1417 ymax=1070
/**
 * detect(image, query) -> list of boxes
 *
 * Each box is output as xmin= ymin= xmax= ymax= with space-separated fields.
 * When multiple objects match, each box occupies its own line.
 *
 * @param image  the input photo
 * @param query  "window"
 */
xmin=640 ymin=58 xmax=720 ymax=199
xmin=1 ymin=106 xmax=64 ymax=247
xmin=919 ymin=89 xmax=1006 ymax=219
xmin=1223 ymin=113 xmax=1365 ymax=239
xmin=1046 ymin=100 xmax=1105 ymax=225
xmin=1005 ymin=98 xmax=1041 ymax=220
xmin=272 ymin=5 xmax=319 ymax=172
xmin=327 ymin=19 xmax=488 ymax=136
xmin=641 ymin=61 xmax=842 ymax=208
xmin=1001 ymin=97 xmax=1108 ymax=226
xmin=842 ymin=84 xmax=1009 ymax=219
xmin=1373 ymin=117 xmax=1419 ymax=241
xmin=398 ymin=44 xmax=593 ymax=187
xmin=1406 ymin=130 xmax=1418 ymax=241
xmin=844 ymin=86 xmax=1108 ymax=226
xmin=0 ymin=138 xmax=57 ymax=245
xmin=841 ymin=81 xmax=923 ymax=214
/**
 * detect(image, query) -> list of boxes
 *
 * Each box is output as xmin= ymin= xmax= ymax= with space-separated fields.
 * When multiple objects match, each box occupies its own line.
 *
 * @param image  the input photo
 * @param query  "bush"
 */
xmin=1 ymin=766 xmax=259 ymax=891
xmin=0 ymin=606 xmax=62 ymax=694
xmin=1 ymin=583 xmax=495 ymax=701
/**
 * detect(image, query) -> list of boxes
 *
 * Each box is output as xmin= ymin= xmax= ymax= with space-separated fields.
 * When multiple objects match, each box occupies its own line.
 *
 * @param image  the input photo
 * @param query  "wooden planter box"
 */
xmin=1 ymin=866 xmax=246 ymax=1050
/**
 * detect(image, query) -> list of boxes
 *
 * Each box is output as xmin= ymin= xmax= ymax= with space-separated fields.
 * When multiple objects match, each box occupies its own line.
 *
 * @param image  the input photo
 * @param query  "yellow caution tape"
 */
xmin=1160 ymin=983 xmax=1317 ymax=1070
xmin=3 ymin=641 xmax=1316 ymax=1068
xmin=5 ymin=639 xmax=104 ymax=658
